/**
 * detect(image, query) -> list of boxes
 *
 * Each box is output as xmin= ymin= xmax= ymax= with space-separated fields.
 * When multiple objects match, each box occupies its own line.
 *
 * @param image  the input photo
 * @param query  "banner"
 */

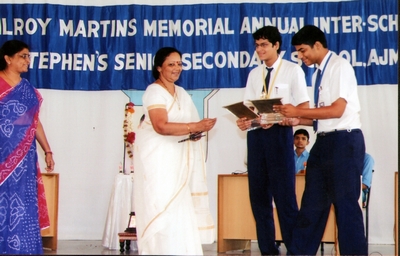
xmin=0 ymin=0 xmax=398 ymax=90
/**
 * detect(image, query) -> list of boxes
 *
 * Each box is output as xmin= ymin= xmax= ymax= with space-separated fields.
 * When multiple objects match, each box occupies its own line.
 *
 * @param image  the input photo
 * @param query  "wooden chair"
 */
xmin=118 ymin=232 xmax=137 ymax=253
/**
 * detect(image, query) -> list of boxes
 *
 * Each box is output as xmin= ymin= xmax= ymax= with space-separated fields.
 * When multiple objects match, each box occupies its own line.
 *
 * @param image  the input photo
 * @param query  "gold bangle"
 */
xmin=186 ymin=124 xmax=191 ymax=134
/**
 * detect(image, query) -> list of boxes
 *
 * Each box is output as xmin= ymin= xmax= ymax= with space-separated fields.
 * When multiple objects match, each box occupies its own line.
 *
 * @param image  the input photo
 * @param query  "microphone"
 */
xmin=178 ymin=131 xmax=205 ymax=143
xmin=231 ymin=170 xmax=248 ymax=175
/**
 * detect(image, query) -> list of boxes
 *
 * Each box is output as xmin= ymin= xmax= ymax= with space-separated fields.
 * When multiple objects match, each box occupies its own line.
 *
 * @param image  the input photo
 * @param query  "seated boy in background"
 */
xmin=293 ymin=129 xmax=310 ymax=174
xmin=362 ymin=153 xmax=374 ymax=207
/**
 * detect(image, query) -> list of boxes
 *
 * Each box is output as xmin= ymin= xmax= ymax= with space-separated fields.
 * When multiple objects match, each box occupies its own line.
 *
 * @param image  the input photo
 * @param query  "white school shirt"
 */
xmin=243 ymin=57 xmax=309 ymax=108
xmin=314 ymin=51 xmax=362 ymax=132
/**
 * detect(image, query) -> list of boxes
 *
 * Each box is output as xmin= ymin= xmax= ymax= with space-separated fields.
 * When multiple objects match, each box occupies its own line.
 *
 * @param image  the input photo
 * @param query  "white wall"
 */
xmin=37 ymin=90 xmax=128 ymax=239
xmin=37 ymin=84 xmax=397 ymax=244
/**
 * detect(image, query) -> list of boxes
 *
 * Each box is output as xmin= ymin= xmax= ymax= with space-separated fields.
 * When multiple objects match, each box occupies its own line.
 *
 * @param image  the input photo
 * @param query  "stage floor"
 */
xmin=43 ymin=240 xmax=395 ymax=255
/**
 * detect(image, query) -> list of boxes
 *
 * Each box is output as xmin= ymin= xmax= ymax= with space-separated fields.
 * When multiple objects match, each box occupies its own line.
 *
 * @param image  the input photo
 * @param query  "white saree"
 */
xmin=133 ymin=83 xmax=214 ymax=255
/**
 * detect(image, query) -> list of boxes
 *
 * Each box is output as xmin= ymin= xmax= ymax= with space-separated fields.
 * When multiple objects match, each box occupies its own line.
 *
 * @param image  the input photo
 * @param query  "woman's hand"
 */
xmin=189 ymin=131 xmax=205 ymax=141
xmin=45 ymin=153 xmax=55 ymax=172
xmin=197 ymin=118 xmax=217 ymax=132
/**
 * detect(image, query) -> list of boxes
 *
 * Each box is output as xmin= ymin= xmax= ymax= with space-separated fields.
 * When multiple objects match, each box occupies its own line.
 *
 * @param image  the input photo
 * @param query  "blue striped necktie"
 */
xmin=313 ymin=69 xmax=322 ymax=132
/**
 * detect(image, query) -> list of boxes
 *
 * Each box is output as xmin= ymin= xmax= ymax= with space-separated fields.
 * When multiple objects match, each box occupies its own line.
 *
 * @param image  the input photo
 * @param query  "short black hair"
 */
xmin=152 ymin=47 xmax=182 ymax=80
xmin=291 ymin=25 xmax=328 ymax=48
xmin=294 ymin=129 xmax=309 ymax=140
xmin=252 ymin=26 xmax=282 ymax=54
xmin=0 ymin=40 xmax=30 ymax=70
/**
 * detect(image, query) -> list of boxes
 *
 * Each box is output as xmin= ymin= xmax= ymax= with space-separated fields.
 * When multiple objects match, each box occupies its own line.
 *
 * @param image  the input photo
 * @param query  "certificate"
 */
xmin=223 ymin=101 xmax=259 ymax=120
xmin=250 ymin=97 xmax=283 ymax=114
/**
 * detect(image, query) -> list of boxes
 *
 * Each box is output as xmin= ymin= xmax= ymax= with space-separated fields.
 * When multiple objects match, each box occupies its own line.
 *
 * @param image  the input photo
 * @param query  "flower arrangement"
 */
xmin=123 ymin=102 xmax=135 ymax=158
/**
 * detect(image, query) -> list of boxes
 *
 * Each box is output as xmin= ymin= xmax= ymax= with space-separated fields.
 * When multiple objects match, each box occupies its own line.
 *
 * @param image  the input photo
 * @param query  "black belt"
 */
xmin=317 ymin=128 xmax=360 ymax=136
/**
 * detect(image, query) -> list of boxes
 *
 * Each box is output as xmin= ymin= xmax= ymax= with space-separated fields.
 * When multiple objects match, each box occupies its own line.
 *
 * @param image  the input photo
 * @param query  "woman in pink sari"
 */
xmin=0 ymin=40 xmax=55 ymax=254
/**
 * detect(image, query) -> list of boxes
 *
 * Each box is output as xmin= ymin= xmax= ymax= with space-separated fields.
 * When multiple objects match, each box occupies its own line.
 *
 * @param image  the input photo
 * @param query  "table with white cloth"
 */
xmin=102 ymin=173 xmax=137 ymax=251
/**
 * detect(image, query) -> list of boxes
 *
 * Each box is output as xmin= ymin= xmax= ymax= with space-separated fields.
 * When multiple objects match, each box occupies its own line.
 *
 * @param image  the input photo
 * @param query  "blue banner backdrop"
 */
xmin=0 ymin=0 xmax=398 ymax=90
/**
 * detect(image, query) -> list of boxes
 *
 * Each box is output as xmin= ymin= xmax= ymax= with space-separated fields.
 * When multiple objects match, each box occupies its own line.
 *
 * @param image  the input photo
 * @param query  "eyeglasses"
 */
xmin=18 ymin=54 xmax=31 ymax=60
xmin=255 ymin=43 xmax=271 ymax=49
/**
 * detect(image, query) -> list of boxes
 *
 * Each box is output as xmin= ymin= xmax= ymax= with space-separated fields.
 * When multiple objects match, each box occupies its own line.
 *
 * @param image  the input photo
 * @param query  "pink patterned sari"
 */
xmin=0 ymin=77 xmax=49 ymax=254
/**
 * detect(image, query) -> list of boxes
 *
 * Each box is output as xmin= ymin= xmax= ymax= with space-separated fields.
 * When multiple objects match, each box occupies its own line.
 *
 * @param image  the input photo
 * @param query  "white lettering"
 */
xmin=59 ymin=19 xmax=136 ymax=37
xmin=143 ymin=17 xmax=234 ymax=37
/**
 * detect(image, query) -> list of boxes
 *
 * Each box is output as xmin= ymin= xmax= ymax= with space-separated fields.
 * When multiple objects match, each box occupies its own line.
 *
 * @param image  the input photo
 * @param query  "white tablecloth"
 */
xmin=102 ymin=173 xmax=137 ymax=250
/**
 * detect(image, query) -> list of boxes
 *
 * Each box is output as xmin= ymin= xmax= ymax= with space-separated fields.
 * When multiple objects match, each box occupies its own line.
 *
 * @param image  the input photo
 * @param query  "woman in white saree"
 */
xmin=134 ymin=47 xmax=217 ymax=255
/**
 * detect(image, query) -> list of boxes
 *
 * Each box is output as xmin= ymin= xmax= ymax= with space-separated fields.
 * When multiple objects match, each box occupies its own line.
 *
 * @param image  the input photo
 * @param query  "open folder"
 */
xmin=249 ymin=98 xmax=283 ymax=113
xmin=223 ymin=98 xmax=284 ymax=125
xmin=223 ymin=102 xmax=259 ymax=120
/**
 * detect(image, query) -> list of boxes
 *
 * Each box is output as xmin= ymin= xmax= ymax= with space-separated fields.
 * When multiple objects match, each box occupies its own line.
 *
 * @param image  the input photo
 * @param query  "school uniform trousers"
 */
xmin=247 ymin=124 xmax=299 ymax=254
xmin=290 ymin=129 xmax=368 ymax=255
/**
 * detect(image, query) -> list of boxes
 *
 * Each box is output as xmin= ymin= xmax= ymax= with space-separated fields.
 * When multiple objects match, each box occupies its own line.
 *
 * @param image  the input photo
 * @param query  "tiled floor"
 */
xmin=43 ymin=240 xmax=395 ymax=255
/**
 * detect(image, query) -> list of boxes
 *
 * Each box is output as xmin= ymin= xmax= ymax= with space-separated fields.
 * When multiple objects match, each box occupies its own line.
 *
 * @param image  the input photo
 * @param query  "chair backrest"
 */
xmin=363 ymin=169 xmax=374 ymax=209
